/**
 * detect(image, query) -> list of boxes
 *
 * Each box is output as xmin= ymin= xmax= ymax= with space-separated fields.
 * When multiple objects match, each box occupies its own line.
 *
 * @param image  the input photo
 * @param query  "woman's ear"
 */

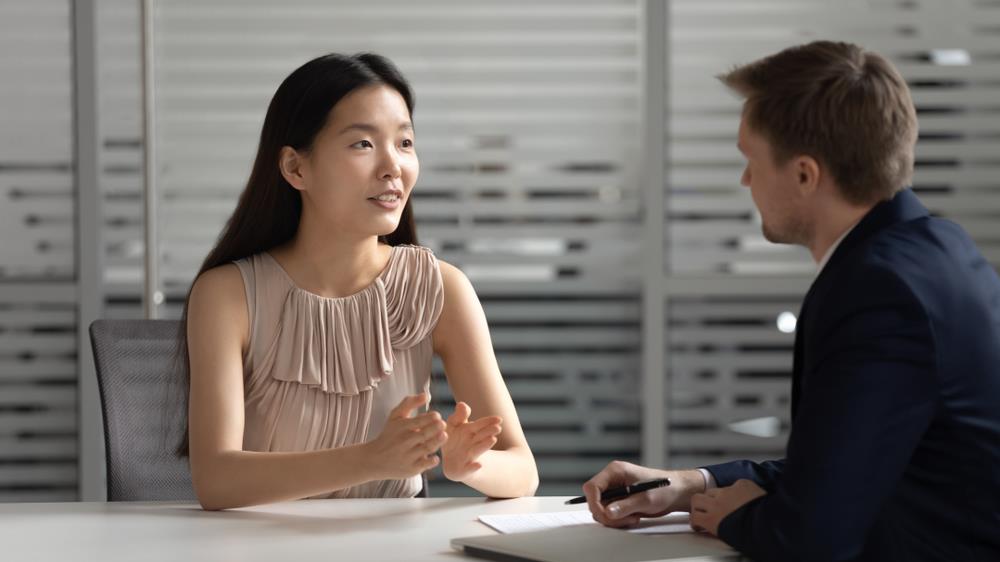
xmin=278 ymin=146 xmax=308 ymax=191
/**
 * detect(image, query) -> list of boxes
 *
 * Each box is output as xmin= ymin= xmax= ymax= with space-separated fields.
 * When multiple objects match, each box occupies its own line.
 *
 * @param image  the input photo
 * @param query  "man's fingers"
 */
xmin=689 ymin=501 xmax=711 ymax=533
xmin=585 ymin=467 xmax=614 ymax=492
xmin=583 ymin=481 xmax=608 ymax=521
xmin=690 ymin=509 xmax=707 ymax=533
xmin=605 ymin=493 xmax=649 ymax=521
xmin=601 ymin=514 xmax=641 ymax=529
xmin=582 ymin=462 xmax=623 ymax=518
xmin=690 ymin=493 xmax=709 ymax=513
xmin=583 ymin=461 xmax=634 ymax=521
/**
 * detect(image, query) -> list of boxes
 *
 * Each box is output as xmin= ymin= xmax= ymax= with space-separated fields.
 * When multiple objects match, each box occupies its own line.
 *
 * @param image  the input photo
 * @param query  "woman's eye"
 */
xmin=401 ymin=139 xmax=414 ymax=148
xmin=352 ymin=140 xmax=373 ymax=149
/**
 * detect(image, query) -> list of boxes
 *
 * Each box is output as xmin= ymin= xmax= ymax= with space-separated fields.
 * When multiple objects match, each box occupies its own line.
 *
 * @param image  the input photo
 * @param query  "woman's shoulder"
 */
xmin=187 ymin=263 xmax=250 ymax=348
xmin=442 ymin=256 xmax=479 ymax=298
xmin=189 ymin=263 xmax=249 ymax=322
xmin=191 ymin=263 xmax=245 ymax=303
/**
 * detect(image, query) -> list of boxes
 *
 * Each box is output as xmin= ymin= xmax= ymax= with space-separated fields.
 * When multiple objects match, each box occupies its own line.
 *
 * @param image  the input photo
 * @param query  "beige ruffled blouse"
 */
xmin=233 ymin=244 xmax=444 ymax=498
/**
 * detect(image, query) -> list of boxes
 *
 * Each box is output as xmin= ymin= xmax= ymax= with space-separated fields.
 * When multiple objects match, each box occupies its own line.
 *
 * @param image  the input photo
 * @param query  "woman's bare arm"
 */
xmin=432 ymin=261 xmax=539 ymax=498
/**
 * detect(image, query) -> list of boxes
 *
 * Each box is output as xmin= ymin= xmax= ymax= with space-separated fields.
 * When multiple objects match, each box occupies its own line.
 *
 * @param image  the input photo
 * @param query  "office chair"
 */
xmin=90 ymin=319 xmax=196 ymax=501
xmin=90 ymin=319 xmax=429 ymax=500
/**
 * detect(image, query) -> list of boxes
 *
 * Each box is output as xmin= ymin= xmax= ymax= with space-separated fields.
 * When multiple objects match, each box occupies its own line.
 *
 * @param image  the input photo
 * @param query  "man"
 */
xmin=584 ymin=41 xmax=1000 ymax=561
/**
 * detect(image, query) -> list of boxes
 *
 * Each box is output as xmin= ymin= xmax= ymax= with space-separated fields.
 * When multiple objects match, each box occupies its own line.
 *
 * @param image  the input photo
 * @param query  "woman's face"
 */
xmin=294 ymin=84 xmax=418 ymax=239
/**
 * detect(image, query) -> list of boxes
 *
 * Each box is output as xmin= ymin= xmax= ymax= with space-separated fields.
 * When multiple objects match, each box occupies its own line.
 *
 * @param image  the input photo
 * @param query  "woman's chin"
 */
xmin=373 ymin=222 xmax=403 ymax=238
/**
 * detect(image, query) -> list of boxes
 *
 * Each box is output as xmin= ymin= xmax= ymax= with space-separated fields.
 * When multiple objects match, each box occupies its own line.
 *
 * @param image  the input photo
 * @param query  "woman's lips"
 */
xmin=367 ymin=195 xmax=402 ymax=210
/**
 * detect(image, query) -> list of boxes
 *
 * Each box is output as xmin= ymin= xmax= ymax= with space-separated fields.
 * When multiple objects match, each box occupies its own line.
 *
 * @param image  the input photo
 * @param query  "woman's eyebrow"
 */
xmin=337 ymin=122 xmax=414 ymax=135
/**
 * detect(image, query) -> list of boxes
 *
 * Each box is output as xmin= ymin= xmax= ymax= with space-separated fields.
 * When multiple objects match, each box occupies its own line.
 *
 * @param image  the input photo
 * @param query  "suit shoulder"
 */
xmin=824 ymin=242 xmax=930 ymax=325
xmin=867 ymin=215 xmax=975 ymax=267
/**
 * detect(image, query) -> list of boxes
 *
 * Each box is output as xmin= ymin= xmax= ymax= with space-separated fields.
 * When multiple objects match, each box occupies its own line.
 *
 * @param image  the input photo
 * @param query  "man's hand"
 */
xmin=690 ymin=479 xmax=767 ymax=536
xmin=583 ymin=461 xmax=706 ymax=528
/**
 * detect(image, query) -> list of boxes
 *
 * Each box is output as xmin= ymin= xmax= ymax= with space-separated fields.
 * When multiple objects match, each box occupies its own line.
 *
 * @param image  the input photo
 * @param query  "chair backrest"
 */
xmin=89 ymin=319 xmax=196 ymax=501
xmin=90 ymin=318 xmax=430 ymax=501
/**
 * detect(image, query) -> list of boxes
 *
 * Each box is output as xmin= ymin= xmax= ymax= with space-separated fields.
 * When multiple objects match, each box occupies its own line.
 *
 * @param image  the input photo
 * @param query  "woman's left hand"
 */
xmin=440 ymin=402 xmax=502 ymax=482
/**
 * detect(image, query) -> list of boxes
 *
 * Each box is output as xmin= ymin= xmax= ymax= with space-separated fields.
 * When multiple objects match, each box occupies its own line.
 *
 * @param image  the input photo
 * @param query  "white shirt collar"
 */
xmin=816 ymin=220 xmax=860 ymax=274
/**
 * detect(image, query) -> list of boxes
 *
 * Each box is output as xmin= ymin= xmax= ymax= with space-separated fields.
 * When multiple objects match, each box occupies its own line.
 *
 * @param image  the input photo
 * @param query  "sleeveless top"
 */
xmin=233 ymin=244 xmax=444 ymax=498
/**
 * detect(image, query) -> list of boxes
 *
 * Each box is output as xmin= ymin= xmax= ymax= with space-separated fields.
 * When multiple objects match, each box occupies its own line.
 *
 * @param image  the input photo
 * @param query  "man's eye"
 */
xmin=401 ymin=139 xmax=414 ymax=148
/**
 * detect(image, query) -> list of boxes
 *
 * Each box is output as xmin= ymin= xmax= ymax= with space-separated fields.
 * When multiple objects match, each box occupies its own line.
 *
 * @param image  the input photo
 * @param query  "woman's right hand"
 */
xmin=583 ymin=461 xmax=705 ymax=528
xmin=363 ymin=392 xmax=448 ymax=481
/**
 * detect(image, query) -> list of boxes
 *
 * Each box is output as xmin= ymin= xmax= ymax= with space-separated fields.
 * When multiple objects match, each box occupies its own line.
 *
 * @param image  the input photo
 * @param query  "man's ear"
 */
xmin=279 ymin=146 xmax=308 ymax=191
xmin=795 ymin=155 xmax=821 ymax=196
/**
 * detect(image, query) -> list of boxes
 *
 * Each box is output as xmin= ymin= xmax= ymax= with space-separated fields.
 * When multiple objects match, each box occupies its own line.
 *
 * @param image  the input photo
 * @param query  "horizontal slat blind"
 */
xmin=0 ymin=287 xmax=78 ymax=502
xmin=0 ymin=0 xmax=78 ymax=502
xmin=0 ymin=1 xmax=74 ymax=280
xmin=98 ymin=0 xmax=146 ymax=302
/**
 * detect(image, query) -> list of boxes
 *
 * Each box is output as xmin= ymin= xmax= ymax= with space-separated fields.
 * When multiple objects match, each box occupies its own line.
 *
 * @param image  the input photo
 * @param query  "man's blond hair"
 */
xmin=720 ymin=41 xmax=918 ymax=205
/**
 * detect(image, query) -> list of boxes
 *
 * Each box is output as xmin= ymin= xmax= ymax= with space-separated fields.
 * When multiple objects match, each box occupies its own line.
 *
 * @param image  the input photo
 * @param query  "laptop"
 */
xmin=451 ymin=524 xmax=742 ymax=562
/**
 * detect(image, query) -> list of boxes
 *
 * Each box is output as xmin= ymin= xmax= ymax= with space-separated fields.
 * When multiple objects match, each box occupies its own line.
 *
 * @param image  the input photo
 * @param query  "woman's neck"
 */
xmin=273 ymin=214 xmax=389 ymax=299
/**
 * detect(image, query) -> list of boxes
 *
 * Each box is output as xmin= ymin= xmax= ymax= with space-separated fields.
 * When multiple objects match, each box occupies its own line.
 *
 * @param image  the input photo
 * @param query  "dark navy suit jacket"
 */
xmin=705 ymin=189 xmax=1000 ymax=562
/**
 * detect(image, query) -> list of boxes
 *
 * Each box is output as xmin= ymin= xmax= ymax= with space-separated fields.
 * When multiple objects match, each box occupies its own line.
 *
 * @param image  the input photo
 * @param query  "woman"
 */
xmin=181 ymin=53 xmax=538 ymax=510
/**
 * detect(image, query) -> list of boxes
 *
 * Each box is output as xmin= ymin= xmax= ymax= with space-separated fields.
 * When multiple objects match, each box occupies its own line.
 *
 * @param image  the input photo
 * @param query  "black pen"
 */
xmin=564 ymin=478 xmax=671 ymax=505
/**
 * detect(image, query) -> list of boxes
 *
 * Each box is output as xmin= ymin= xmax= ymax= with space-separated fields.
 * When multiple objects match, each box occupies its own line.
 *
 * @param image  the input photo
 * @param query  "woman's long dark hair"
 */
xmin=175 ymin=53 xmax=418 ymax=455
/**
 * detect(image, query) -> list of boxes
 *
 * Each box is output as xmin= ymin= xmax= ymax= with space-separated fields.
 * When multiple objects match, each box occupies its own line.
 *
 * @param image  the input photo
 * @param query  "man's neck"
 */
xmin=807 ymin=197 xmax=874 ymax=264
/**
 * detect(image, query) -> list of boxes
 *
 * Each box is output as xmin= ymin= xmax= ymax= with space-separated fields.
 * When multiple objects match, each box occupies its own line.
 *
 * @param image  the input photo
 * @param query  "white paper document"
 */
xmin=478 ymin=510 xmax=693 ymax=535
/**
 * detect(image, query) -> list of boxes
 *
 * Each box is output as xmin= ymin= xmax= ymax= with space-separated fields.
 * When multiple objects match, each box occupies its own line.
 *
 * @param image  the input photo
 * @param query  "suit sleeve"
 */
xmin=716 ymin=266 xmax=938 ymax=562
xmin=701 ymin=459 xmax=786 ymax=490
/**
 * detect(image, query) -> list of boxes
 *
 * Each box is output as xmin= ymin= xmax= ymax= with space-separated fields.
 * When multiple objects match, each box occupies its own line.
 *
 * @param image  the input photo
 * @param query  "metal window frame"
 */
xmin=639 ymin=0 xmax=667 ymax=469
xmin=72 ymin=0 xmax=106 ymax=501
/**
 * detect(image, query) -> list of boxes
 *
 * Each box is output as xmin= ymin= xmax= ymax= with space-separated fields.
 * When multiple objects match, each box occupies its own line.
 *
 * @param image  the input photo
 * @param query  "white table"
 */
xmin=0 ymin=496 xmax=735 ymax=561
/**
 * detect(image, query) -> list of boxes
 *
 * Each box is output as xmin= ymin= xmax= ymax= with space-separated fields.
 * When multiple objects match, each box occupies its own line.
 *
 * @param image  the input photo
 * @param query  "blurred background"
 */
xmin=2 ymin=0 xmax=999 ymax=501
